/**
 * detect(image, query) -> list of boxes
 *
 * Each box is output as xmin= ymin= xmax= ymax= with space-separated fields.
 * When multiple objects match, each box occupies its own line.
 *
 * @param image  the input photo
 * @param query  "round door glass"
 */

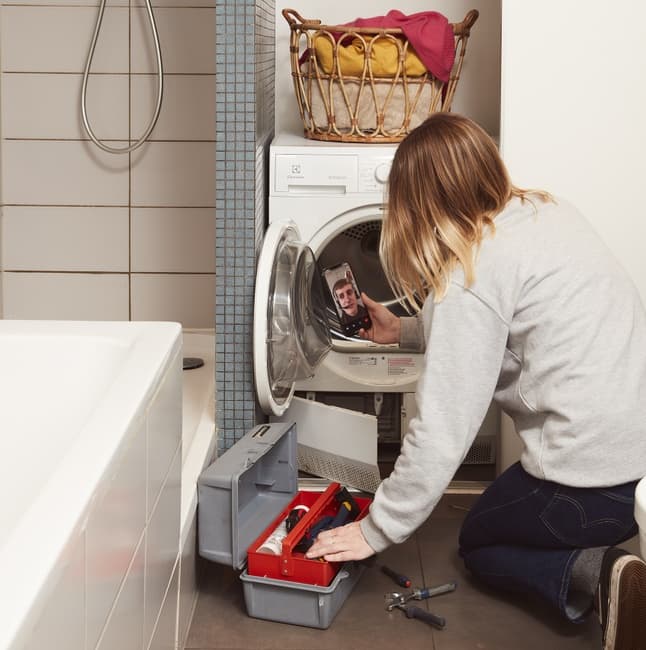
xmin=267 ymin=234 xmax=331 ymax=405
xmin=317 ymin=219 xmax=414 ymax=341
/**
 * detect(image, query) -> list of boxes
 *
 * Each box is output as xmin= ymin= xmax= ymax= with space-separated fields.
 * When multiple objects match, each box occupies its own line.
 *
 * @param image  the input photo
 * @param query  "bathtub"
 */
xmin=177 ymin=329 xmax=217 ymax=649
xmin=0 ymin=320 xmax=183 ymax=650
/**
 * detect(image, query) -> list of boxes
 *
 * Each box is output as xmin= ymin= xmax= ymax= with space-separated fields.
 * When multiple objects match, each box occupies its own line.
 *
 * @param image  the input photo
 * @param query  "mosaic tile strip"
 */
xmin=215 ymin=0 xmax=275 ymax=451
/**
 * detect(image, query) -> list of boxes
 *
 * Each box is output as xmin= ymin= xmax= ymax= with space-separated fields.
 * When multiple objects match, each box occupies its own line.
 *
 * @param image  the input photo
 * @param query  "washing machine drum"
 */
xmin=254 ymin=221 xmax=331 ymax=415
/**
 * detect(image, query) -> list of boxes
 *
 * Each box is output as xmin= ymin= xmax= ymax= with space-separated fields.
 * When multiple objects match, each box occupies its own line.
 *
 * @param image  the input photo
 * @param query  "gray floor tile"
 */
xmin=416 ymin=495 xmax=602 ymax=650
xmin=186 ymin=493 xmax=616 ymax=649
xmin=185 ymin=535 xmax=436 ymax=650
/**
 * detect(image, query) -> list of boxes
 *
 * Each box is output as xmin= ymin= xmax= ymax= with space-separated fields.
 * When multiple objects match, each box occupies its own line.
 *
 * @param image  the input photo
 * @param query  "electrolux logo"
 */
xmin=287 ymin=162 xmax=304 ymax=180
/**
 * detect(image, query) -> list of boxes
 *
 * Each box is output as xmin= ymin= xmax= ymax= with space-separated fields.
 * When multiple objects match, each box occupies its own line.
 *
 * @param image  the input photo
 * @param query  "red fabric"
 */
xmin=341 ymin=10 xmax=455 ymax=82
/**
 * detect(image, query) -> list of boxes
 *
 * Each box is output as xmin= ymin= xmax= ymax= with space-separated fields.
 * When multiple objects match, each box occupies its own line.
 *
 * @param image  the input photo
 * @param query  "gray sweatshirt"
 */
xmin=360 ymin=196 xmax=646 ymax=553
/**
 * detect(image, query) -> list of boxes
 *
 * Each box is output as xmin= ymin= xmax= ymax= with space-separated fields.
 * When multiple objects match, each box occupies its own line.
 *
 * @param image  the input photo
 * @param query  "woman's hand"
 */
xmin=305 ymin=521 xmax=375 ymax=562
xmin=358 ymin=293 xmax=401 ymax=344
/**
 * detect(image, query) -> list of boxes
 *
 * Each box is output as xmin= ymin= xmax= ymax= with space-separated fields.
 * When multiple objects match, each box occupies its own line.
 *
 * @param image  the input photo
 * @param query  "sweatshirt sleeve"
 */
xmin=360 ymin=282 xmax=509 ymax=552
xmin=399 ymin=315 xmax=425 ymax=352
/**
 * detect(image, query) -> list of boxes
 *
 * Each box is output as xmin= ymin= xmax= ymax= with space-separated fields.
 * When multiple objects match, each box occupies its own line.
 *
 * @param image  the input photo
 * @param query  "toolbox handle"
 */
xmin=280 ymin=481 xmax=341 ymax=573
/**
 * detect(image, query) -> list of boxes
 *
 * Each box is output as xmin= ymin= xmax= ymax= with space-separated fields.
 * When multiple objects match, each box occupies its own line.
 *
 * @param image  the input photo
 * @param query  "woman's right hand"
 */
xmin=358 ymin=293 xmax=401 ymax=344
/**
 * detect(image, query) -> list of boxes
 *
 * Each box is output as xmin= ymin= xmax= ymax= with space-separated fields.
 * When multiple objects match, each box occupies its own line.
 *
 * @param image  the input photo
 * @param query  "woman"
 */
xmin=305 ymin=113 xmax=646 ymax=650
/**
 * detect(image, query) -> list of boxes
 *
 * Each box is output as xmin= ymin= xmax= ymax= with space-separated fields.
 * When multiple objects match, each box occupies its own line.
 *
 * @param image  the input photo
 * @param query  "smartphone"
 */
xmin=322 ymin=262 xmax=372 ymax=337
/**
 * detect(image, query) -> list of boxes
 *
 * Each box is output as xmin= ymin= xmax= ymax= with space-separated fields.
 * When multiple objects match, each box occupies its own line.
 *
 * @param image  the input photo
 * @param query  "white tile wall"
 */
xmin=149 ymin=561 xmax=179 ymax=650
xmin=131 ymin=75 xmax=216 ymax=142
xmin=147 ymin=360 xmax=183 ymax=518
xmin=1 ymin=74 xmax=129 ymax=140
xmin=131 ymin=274 xmax=216 ymax=328
xmin=2 ymin=272 xmax=130 ymax=320
xmin=131 ymin=142 xmax=216 ymax=207
xmin=131 ymin=208 xmax=215 ymax=273
xmin=131 ymin=8 xmax=217 ymax=74
xmin=1 ymin=140 xmax=130 ymax=206
xmin=145 ymin=446 xmax=181 ymax=647
xmin=0 ymin=2 xmax=216 ymax=327
xmin=177 ymin=519 xmax=198 ymax=650
xmin=86 ymin=415 xmax=147 ymax=650
xmin=3 ymin=207 xmax=129 ymax=271
xmin=95 ymin=535 xmax=146 ymax=650
xmin=21 ymin=530 xmax=86 ymax=650
xmin=0 ymin=7 xmax=129 ymax=73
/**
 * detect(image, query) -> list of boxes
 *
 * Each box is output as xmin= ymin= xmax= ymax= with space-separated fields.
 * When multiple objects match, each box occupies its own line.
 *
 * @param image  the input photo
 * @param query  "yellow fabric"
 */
xmin=313 ymin=35 xmax=427 ymax=78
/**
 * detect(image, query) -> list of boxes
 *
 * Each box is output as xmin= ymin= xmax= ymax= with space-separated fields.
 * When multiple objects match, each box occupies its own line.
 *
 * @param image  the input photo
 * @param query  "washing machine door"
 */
xmin=254 ymin=220 xmax=332 ymax=415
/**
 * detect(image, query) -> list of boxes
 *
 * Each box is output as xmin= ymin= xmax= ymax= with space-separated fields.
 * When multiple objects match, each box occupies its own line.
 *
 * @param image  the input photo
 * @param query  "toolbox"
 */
xmin=197 ymin=421 xmax=372 ymax=628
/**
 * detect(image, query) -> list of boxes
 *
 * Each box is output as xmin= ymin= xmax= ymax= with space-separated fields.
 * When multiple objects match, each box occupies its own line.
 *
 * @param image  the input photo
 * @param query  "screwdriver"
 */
xmin=381 ymin=565 xmax=411 ymax=588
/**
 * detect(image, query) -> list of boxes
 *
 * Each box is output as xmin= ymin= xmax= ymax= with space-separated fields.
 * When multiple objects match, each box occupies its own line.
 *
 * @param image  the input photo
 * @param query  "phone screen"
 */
xmin=322 ymin=262 xmax=372 ymax=337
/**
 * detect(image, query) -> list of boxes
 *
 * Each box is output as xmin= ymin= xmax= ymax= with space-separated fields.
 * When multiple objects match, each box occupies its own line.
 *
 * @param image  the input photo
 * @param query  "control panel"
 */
xmin=274 ymin=154 xmax=395 ymax=195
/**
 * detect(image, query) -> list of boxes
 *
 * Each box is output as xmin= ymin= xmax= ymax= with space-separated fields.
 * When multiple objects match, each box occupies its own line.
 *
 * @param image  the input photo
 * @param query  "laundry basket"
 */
xmin=283 ymin=9 xmax=479 ymax=143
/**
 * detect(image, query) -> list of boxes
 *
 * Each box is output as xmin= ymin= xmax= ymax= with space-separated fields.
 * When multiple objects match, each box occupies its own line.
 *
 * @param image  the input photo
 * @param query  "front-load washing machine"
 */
xmin=253 ymin=134 xmax=498 ymax=493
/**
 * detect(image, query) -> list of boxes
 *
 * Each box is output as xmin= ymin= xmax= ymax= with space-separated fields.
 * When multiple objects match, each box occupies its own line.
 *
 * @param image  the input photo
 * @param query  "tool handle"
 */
xmin=417 ymin=581 xmax=457 ymax=599
xmin=381 ymin=566 xmax=411 ymax=588
xmin=281 ymin=482 xmax=340 ymax=556
xmin=329 ymin=502 xmax=352 ymax=528
xmin=405 ymin=606 xmax=446 ymax=630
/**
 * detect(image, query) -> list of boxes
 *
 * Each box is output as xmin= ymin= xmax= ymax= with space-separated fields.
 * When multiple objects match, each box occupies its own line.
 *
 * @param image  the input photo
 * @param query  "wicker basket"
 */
xmin=283 ymin=9 xmax=479 ymax=143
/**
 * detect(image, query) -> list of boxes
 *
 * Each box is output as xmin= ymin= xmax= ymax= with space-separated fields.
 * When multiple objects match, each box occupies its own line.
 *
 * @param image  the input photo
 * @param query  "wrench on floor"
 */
xmin=384 ymin=582 xmax=457 ymax=611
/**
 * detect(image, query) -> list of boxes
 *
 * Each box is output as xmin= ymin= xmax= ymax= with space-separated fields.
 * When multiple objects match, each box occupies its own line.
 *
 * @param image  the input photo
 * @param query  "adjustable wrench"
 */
xmin=384 ymin=581 xmax=457 ymax=611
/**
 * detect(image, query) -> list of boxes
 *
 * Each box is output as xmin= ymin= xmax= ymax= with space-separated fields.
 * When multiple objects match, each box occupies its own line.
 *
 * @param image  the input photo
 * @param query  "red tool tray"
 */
xmin=246 ymin=481 xmax=371 ymax=587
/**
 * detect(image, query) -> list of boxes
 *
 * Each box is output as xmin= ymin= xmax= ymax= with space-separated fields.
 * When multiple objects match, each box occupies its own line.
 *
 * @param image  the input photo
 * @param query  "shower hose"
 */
xmin=81 ymin=0 xmax=163 ymax=154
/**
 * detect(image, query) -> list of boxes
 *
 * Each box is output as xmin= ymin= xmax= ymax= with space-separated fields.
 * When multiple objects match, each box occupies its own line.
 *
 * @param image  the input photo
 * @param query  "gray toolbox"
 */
xmin=197 ymin=421 xmax=371 ymax=629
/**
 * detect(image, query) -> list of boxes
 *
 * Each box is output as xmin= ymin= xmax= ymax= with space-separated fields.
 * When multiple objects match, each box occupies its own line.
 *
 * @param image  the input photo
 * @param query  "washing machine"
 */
xmin=253 ymin=134 xmax=498 ymax=493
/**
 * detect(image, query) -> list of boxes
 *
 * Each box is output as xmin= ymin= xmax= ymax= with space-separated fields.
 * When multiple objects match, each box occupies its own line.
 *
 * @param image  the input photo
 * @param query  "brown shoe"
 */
xmin=597 ymin=549 xmax=646 ymax=650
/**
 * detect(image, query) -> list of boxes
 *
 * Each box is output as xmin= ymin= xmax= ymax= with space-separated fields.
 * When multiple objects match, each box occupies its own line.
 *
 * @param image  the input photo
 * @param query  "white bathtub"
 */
xmin=177 ymin=329 xmax=217 ymax=649
xmin=0 ymin=320 xmax=183 ymax=650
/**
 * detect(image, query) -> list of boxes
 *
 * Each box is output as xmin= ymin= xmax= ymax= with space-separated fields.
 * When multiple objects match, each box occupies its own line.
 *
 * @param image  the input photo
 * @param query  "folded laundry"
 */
xmin=313 ymin=35 xmax=427 ymax=77
xmin=343 ymin=10 xmax=455 ymax=82
xmin=305 ymin=10 xmax=455 ymax=82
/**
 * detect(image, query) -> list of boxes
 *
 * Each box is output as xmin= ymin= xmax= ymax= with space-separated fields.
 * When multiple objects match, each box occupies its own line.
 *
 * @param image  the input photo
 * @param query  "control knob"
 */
xmin=374 ymin=162 xmax=392 ymax=184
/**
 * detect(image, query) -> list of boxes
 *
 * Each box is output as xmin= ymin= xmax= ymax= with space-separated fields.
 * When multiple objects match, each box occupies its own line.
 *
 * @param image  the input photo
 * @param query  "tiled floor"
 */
xmin=185 ymin=492 xmax=636 ymax=650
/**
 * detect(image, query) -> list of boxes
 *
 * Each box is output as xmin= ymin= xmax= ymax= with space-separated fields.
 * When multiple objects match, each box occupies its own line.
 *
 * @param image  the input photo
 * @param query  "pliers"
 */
xmin=384 ymin=582 xmax=457 ymax=630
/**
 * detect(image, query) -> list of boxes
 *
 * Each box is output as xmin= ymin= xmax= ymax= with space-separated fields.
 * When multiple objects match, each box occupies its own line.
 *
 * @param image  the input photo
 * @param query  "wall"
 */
xmin=498 ymin=0 xmax=646 ymax=472
xmin=275 ymin=0 xmax=502 ymax=137
xmin=500 ymin=0 xmax=646 ymax=301
xmin=215 ymin=0 xmax=275 ymax=448
xmin=0 ymin=0 xmax=216 ymax=327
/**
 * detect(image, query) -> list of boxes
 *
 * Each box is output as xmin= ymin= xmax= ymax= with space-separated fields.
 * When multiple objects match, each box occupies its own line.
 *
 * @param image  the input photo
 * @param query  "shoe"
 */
xmin=596 ymin=547 xmax=646 ymax=650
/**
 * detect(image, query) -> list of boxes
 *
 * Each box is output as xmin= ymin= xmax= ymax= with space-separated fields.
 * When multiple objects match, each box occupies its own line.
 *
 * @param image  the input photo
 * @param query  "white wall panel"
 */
xmin=145 ymin=447 xmax=181 ymax=648
xmin=2 ymin=272 xmax=129 ymax=320
xmin=86 ymin=416 xmax=146 ymax=649
xmin=3 ymin=206 xmax=129 ymax=272
xmin=2 ymin=141 xmax=129 ymax=206
xmin=146 ymin=355 xmax=182 ymax=518
xmin=131 ymin=208 xmax=216 ymax=273
xmin=131 ymin=75 xmax=216 ymax=142
xmin=0 ymin=6 xmax=128 ymax=73
xmin=500 ymin=0 xmax=646 ymax=301
xmin=130 ymin=142 xmax=216 ymax=207
xmin=19 ymin=531 xmax=85 ymax=650
xmin=149 ymin=561 xmax=179 ymax=650
xmin=1 ymin=74 xmax=128 ymax=140
xmin=95 ymin=535 xmax=146 ymax=650
xmin=131 ymin=8 xmax=217 ymax=74
xmin=130 ymin=273 xmax=216 ymax=328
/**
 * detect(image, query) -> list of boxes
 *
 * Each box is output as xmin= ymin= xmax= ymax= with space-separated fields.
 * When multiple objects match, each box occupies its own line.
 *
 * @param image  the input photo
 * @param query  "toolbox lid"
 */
xmin=197 ymin=422 xmax=299 ymax=570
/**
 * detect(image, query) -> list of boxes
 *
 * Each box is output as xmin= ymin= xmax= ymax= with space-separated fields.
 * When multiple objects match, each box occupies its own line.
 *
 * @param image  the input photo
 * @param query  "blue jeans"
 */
xmin=458 ymin=462 xmax=638 ymax=622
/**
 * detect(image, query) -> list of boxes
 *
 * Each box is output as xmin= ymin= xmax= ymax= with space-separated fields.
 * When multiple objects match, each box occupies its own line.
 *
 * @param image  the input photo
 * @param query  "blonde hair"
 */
xmin=381 ymin=113 xmax=551 ymax=309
